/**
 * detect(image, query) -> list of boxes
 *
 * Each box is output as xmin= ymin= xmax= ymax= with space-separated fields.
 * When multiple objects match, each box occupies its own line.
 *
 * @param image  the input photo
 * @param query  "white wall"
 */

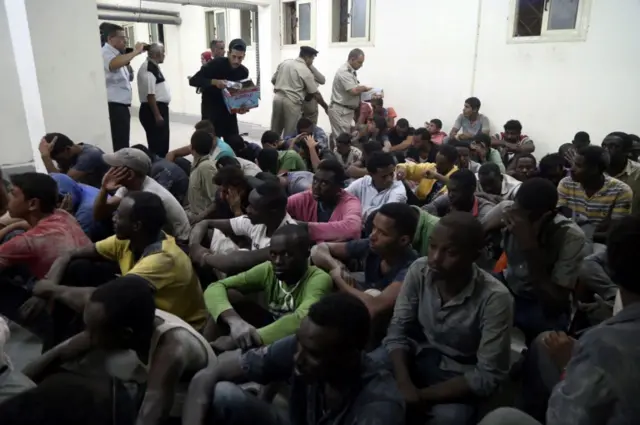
xmin=99 ymin=0 xmax=640 ymax=155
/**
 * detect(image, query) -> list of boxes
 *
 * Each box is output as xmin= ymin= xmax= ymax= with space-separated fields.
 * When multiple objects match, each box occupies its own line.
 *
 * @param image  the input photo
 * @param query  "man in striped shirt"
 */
xmin=557 ymin=145 xmax=632 ymax=240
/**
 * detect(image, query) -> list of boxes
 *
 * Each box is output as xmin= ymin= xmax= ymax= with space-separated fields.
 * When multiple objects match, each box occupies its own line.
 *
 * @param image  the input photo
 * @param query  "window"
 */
xmin=205 ymin=10 xmax=227 ymax=46
xmin=511 ymin=0 xmax=590 ymax=41
xmin=123 ymin=25 xmax=135 ymax=49
xmin=240 ymin=10 xmax=256 ymax=46
xmin=332 ymin=0 xmax=371 ymax=43
xmin=148 ymin=23 xmax=165 ymax=44
xmin=281 ymin=0 xmax=313 ymax=46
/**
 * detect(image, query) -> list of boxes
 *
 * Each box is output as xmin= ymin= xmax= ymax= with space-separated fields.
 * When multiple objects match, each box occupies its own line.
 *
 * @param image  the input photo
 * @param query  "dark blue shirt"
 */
xmin=150 ymin=157 xmax=189 ymax=204
xmin=345 ymin=239 xmax=418 ymax=291
xmin=71 ymin=143 xmax=109 ymax=188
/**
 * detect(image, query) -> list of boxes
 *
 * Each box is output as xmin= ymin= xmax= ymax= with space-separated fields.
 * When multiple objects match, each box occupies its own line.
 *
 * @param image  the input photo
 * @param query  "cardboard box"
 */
xmin=223 ymin=86 xmax=260 ymax=114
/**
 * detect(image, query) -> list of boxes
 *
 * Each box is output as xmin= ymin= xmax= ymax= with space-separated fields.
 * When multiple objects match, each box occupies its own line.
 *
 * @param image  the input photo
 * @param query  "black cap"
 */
xmin=300 ymin=46 xmax=319 ymax=57
xmin=228 ymin=38 xmax=247 ymax=52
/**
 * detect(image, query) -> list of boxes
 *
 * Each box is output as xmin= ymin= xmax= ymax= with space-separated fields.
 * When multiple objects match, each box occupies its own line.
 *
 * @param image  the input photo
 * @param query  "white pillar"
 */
xmin=0 ymin=0 xmax=112 ymax=175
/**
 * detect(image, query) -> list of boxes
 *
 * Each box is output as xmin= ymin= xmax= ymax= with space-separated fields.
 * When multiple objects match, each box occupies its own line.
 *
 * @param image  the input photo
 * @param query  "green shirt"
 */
xmin=488 ymin=148 xmax=506 ymax=173
xmin=278 ymin=151 xmax=307 ymax=172
xmin=204 ymin=262 xmax=332 ymax=344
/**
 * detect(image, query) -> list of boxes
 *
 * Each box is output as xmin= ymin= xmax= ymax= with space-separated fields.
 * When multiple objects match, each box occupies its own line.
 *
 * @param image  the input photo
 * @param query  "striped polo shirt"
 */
xmin=557 ymin=175 xmax=633 ymax=225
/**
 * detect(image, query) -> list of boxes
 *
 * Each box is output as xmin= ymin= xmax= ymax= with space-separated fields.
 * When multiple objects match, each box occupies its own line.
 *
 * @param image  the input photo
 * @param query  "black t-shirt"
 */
xmin=406 ymin=144 xmax=438 ymax=164
xmin=388 ymin=127 xmax=415 ymax=147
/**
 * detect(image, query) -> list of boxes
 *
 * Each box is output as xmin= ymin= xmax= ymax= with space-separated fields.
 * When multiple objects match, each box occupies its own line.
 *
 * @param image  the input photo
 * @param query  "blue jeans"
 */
xmin=369 ymin=347 xmax=477 ymax=425
xmin=513 ymin=295 xmax=569 ymax=345
xmin=210 ymin=382 xmax=290 ymax=425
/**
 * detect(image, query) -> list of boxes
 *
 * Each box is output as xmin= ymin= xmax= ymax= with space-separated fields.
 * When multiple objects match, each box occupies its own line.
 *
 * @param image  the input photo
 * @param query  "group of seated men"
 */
xmin=0 ymin=95 xmax=639 ymax=425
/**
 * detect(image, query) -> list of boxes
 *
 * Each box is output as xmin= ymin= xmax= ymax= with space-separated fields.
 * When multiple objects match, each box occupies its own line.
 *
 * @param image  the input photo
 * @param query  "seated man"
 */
xmin=449 ymin=96 xmax=490 ymax=141
xmin=471 ymin=133 xmax=505 ymax=173
xmin=424 ymin=169 xmax=496 ymax=222
xmin=346 ymin=140 xmax=383 ymax=180
xmin=296 ymin=134 xmax=338 ymax=172
xmin=186 ymin=130 xmax=218 ymax=224
xmin=204 ymin=225 xmax=332 ymax=352
xmin=491 ymin=119 xmax=534 ymax=168
xmin=51 ymin=173 xmax=111 ymax=241
xmin=260 ymin=130 xmax=286 ymax=150
xmin=602 ymin=132 xmax=640 ymax=216
xmin=346 ymin=152 xmax=407 ymax=223
xmin=226 ymin=134 xmax=262 ymax=164
xmin=257 ymin=147 xmax=307 ymax=174
xmin=166 ymin=119 xmax=236 ymax=164
xmin=216 ymin=154 xmax=262 ymax=177
xmin=386 ymin=118 xmax=415 ymax=160
xmin=480 ymin=215 xmax=640 ymax=425
xmin=452 ymin=140 xmax=481 ymax=172
xmin=333 ymin=132 xmax=363 ymax=169
xmin=382 ymin=212 xmax=513 ymax=425
xmin=44 ymin=191 xmax=207 ymax=333
xmin=131 ymin=144 xmax=189 ymax=205
xmin=0 ymin=316 xmax=36 ymax=403
xmin=311 ymin=203 xmax=418 ymax=340
xmin=537 ymin=153 xmax=566 ymax=187
xmin=39 ymin=133 xmax=109 ymax=188
xmin=283 ymin=117 xmax=329 ymax=150
xmin=489 ymin=178 xmax=585 ymax=343
xmin=25 ymin=276 xmax=214 ymax=425
xmin=405 ymin=128 xmax=438 ymax=164
xmin=558 ymin=145 xmax=632 ymax=241
xmin=93 ymin=148 xmax=191 ymax=242
xmin=287 ymin=160 xmax=362 ymax=242
xmin=396 ymin=144 xmax=458 ymax=205
xmin=208 ymin=165 xmax=258 ymax=221
xmin=358 ymin=96 xmax=397 ymax=128
xmin=510 ymin=153 xmax=537 ymax=182
xmin=263 ymin=170 xmax=316 ymax=196
xmin=476 ymin=162 xmax=521 ymax=203
xmin=426 ymin=118 xmax=447 ymax=145
xmin=0 ymin=173 xmax=91 ymax=330
xmin=183 ymin=293 xmax=405 ymax=425
xmin=189 ymin=181 xmax=296 ymax=275
xmin=572 ymin=130 xmax=590 ymax=148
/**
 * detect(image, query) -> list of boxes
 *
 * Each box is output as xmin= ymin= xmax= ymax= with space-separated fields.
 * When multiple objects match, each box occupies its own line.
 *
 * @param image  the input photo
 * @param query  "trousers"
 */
xmin=328 ymin=103 xmax=355 ymax=142
xmin=139 ymin=102 xmax=170 ymax=157
xmin=271 ymin=93 xmax=302 ymax=137
xmin=108 ymin=102 xmax=131 ymax=152
xmin=209 ymin=381 xmax=290 ymax=425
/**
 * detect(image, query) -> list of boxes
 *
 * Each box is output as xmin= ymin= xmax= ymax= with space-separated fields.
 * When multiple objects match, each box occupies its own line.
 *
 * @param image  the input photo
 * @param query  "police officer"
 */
xmin=302 ymin=62 xmax=326 ymax=125
xmin=102 ymin=25 xmax=145 ymax=152
xmin=328 ymin=49 xmax=371 ymax=143
xmin=271 ymin=46 xmax=329 ymax=138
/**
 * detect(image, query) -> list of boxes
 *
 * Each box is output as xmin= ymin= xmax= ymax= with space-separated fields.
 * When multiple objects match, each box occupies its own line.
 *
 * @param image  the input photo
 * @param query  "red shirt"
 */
xmin=0 ymin=210 xmax=91 ymax=279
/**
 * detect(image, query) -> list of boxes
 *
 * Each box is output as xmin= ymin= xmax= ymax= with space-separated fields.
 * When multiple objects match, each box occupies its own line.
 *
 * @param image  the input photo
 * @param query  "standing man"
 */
xmin=271 ymin=46 xmax=328 ymax=138
xmin=101 ymin=25 xmax=145 ymax=152
xmin=328 ymin=49 xmax=371 ymax=144
xmin=189 ymin=39 xmax=250 ymax=141
xmin=210 ymin=39 xmax=226 ymax=58
xmin=137 ymin=43 xmax=171 ymax=157
xmin=302 ymin=62 xmax=326 ymax=124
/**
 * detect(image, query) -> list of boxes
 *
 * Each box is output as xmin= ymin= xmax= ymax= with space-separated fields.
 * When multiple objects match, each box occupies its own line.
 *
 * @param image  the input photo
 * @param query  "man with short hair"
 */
xmin=138 ymin=43 xmax=171 ymax=157
xmin=405 ymin=128 xmax=438 ymax=164
xmin=383 ymin=212 xmax=513 ymax=425
xmin=38 ymin=132 xmax=109 ymax=188
xmin=101 ymin=24 xmax=145 ymax=151
xmin=477 ymin=162 xmax=521 ymax=202
xmin=183 ymin=293 xmax=405 ymax=425
xmin=284 ymin=116 xmax=329 ymax=150
xmin=492 ymin=119 xmax=534 ymax=167
xmin=204 ymin=225 xmax=332 ymax=352
xmin=452 ymin=140 xmax=481 ymax=173
xmin=287 ymin=159 xmax=362 ymax=242
xmin=333 ymin=132 xmax=363 ymax=169
xmin=187 ymin=130 xmax=218 ymax=223
xmin=572 ymin=130 xmax=590 ymax=148
xmin=165 ymin=120 xmax=236 ymax=167
xmin=427 ymin=118 xmax=447 ymax=145
xmin=225 ymin=134 xmax=262 ymax=164
xmin=511 ymin=153 xmax=538 ymax=182
xmin=602 ymin=131 xmax=640 ymax=216
xmin=538 ymin=153 xmax=566 ymax=187
xmin=449 ymin=97 xmax=491 ymax=141
xmin=385 ymin=119 xmax=415 ymax=159
xmin=346 ymin=140 xmax=383 ymax=179
xmin=210 ymin=39 xmax=225 ymax=58
xmin=271 ymin=46 xmax=328 ymax=137
xmin=471 ymin=133 xmax=506 ymax=172
xmin=131 ymin=144 xmax=189 ymax=204
xmin=257 ymin=147 xmax=307 ymax=174
xmin=93 ymin=148 xmax=191 ymax=242
xmin=346 ymin=152 xmax=407 ymax=222
xmin=328 ymin=49 xmax=372 ymax=141
xmin=189 ymin=39 xmax=250 ymax=140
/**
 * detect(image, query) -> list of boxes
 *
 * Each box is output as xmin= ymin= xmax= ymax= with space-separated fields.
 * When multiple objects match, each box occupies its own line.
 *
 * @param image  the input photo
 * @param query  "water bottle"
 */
xmin=226 ymin=81 xmax=243 ymax=90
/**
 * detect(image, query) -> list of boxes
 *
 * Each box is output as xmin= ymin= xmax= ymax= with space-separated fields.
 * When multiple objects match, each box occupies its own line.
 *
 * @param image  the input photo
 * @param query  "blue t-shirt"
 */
xmin=345 ymin=238 xmax=418 ymax=291
xmin=51 ymin=173 xmax=106 ymax=239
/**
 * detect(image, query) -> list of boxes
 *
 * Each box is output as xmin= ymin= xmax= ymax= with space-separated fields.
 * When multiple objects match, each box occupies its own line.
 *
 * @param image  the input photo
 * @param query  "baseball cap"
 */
xmin=103 ymin=148 xmax=151 ymax=175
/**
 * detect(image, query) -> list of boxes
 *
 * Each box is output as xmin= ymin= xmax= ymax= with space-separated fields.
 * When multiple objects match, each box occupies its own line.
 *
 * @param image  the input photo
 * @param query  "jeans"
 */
xmin=368 ymin=347 xmax=477 ymax=425
xmin=209 ymin=381 xmax=290 ymax=425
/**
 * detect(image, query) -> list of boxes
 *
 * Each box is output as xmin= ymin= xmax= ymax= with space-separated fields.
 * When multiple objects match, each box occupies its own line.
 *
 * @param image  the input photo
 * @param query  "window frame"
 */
xmin=280 ymin=0 xmax=315 ymax=47
xmin=123 ymin=25 xmax=135 ymax=49
xmin=204 ymin=9 xmax=228 ymax=48
xmin=148 ymin=23 xmax=165 ymax=45
xmin=240 ymin=9 xmax=256 ymax=47
xmin=508 ymin=0 xmax=592 ymax=44
xmin=329 ymin=0 xmax=374 ymax=46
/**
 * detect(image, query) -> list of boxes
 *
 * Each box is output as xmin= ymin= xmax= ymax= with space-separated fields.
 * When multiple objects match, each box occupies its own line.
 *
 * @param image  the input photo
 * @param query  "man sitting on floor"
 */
xmin=189 ymin=181 xmax=296 ymax=276
xmin=602 ymin=131 xmax=640 ymax=216
xmin=382 ymin=212 xmax=513 ymax=425
xmin=492 ymin=119 xmax=534 ymax=169
xmin=311 ymin=202 xmax=418 ymax=344
xmin=404 ymin=128 xmax=438 ymax=164
xmin=346 ymin=140 xmax=383 ymax=180
xmin=204 ymin=224 xmax=332 ymax=353
xmin=287 ymin=159 xmax=361 ymax=242
xmin=476 ymin=162 xmax=521 ymax=203
xmin=334 ymin=132 xmax=363 ymax=169
xmin=538 ymin=153 xmax=566 ymax=187
xmin=93 ymin=148 xmax=191 ymax=243
xmin=449 ymin=97 xmax=490 ymax=141
xmin=257 ymin=147 xmax=307 ymax=174
xmin=186 ymin=130 xmax=218 ymax=224
xmin=346 ymin=152 xmax=407 ymax=225
xmin=510 ymin=153 xmax=537 ymax=182
xmin=216 ymin=154 xmax=262 ymax=177
xmin=426 ymin=118 xmax=447 ymax=145
xmin=226 ymin=134 xmax=262 ymax=164
xmin=471 ymin=133 xmax=506 ymax=173
xmin=165 ymin=119 xmax=236 ymax=165
xmin=25 ymin=276 xmax=215 ymax=425
xmin=452 ymin=140 xmax=481 ymax=173
xmin=183 ymin=293 xmax=405 ymax=425
xmin=131 ymin=144 xmax=189 ymax=205
xmin=284 ymin=117 xmax=329 ymax=150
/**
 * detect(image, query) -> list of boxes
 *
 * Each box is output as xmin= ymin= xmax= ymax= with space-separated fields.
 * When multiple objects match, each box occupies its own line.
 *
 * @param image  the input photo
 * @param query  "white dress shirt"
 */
xmin=102 ymin=43 xmax=132 ymax=104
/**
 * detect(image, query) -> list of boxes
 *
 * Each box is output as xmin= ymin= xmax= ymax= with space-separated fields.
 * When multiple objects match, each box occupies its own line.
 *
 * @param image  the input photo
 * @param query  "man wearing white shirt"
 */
xmin=138 ymin=43 xmax=171 ymax=157
xmin=101 ymin=25 xmax=145 ymax=152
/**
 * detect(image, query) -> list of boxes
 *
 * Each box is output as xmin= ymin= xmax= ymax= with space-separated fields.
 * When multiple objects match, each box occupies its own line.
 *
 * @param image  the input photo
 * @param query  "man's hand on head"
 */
xmin=38 ymin=136 xmax=57 ymax=157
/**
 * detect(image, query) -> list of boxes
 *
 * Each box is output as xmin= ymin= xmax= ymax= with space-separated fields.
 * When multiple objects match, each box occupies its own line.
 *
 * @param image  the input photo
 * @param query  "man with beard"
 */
xmin=183 ymin=293 xmax=405 ymax=425
xmin=202 ymin=225 xmax=332 ymax=353
xmin=382 ymin=212 xmax=513 ymax=425
xmin=602 ymin=131 xmax=640 ymax=216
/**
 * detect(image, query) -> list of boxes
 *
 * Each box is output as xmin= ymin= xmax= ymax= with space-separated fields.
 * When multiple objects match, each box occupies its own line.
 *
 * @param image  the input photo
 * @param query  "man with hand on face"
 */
xmin=189 ymin=39 xmax=250 ymax=140
xmin=203 ymin=225 xmax=332 ymax=353
xmin=183 ymin=293 xmax=405 ymax=425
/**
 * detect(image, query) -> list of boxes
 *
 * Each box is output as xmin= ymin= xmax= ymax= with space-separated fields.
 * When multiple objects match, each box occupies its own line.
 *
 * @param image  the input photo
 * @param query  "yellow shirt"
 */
xmin=96 ymin=234 xmax=207 ymax=330
xmin=397 ymin=162 xmax=458 ymax=200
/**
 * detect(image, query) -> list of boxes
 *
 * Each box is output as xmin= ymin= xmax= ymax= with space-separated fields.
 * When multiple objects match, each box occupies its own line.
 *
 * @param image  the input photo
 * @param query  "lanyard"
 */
xmin=278 ymin=279 xmax=301 ymax=311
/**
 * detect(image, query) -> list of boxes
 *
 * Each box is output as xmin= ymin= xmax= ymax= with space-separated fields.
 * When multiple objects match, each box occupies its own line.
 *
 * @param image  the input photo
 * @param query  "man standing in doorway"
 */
xmin=189 ymin=39 xmax=250 ymax=141
xmin=271 ymin=46 xmax=329 ymax=137
xmin=102 ymin=25 xmax=145 ymax=152
xmin=211 ymin=39 xmax=226 ymax=58
xmin=328 ymin=49 xmax=371 ymax=144
xmin=138 ymin=43 xmax=171 ymax=157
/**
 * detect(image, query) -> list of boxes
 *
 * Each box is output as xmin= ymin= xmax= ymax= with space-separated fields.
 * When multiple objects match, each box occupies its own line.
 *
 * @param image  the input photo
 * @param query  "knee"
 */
xmin=478 ymin=407 xmax=537 ymax=425
xmin=212 ymin=382 xmax=247 ymax=414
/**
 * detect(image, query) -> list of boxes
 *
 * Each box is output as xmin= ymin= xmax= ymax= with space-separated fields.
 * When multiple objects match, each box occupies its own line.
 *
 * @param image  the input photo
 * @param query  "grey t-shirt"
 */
xmin=454 ymin=113 xmax=490 ymax=136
